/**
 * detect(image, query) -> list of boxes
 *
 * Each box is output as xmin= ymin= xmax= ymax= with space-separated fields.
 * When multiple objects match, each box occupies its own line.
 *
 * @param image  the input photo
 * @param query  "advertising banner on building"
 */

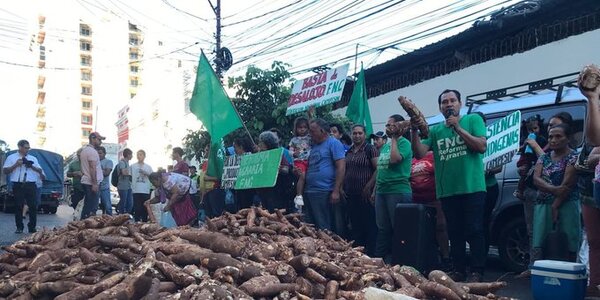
xmin=286 ymin=64 xmax=349 ymax=116
xmin=483 ymin=110 xmax=521 ymax=171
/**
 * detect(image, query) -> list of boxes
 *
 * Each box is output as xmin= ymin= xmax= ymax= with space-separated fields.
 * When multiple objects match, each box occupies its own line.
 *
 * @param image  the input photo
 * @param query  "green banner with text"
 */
xmin=483 ymin=110 xmax=521 ymax=171
xmin=235 ymin=148 xmax=283 ymax=190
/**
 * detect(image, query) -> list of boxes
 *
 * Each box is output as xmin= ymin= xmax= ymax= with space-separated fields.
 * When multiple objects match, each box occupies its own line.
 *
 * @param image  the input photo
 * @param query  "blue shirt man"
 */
xmin=303 ymin=119 xmax=345 ymax=231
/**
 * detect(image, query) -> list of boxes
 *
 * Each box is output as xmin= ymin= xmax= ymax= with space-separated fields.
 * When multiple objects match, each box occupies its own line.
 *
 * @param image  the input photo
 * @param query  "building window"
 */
xmin=81 ymin=114 xmax=92 ymax=125
xmin=39 ymin=45 xmax=46 ymax=60
xmin=130 ymin=93 xmax=136 ymax=98
xmin=80 ymin=41 xmax=91 ymax=51
xmin=81 ymin=56 xmax=91 ymax=66
xmin=80 ymin=25 xmax=90 ymax=36
xmin=130 ymin=65 xmax=138 ymax=73
xmin=81 ymin=71 xmax=91 ymax=81
xmin=129 ymin=37 xmax=139 ymax=45
xmin=81 ymin=86 xmax=92 ymax=95
xmin=82 ymin=128 xmax=92 ymax=137
xmin=82 ymin=100 xmax=92 ymax=109
xmin=129 ymin=52 xmax=138 ymax=60
xmin=158 ymin=41 xmax=163 ymax=46
xmin=130 ymin=79 xmax=138 ymax=87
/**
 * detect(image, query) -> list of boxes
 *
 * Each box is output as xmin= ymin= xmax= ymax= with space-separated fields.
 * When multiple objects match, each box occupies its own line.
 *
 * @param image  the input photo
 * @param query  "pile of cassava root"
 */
xmin=0 ymin=208 xmax=512 ymax=299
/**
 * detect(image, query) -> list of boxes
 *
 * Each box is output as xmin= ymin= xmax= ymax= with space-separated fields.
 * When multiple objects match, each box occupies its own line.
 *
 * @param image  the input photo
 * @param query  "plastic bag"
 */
xmin=578 ymin=229 xmax=590 ymax=278
xmin=160 ymin=210 xmax=177 ymax=228
xmin=149 ymin=203 xmax=163 ymax=224
xmin=73 ymin=200 xmax=84 ymax=221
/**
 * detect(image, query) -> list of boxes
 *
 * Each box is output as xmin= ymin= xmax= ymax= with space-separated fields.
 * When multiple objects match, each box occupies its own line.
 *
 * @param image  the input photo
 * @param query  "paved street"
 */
xmin=0 ymin=204 xmax=533 ymax=299
xmin=0 ymin=204 xmax=74 ymax=247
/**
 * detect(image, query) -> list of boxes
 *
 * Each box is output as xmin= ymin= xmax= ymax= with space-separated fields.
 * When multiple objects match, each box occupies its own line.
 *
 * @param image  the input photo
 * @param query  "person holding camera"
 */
xmin=2 ymin=140 xmax=44 ymax=233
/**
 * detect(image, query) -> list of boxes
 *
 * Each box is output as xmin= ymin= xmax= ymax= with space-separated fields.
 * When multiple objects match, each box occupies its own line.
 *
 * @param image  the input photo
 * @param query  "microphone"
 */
xmin=446 ymin=108 xmax=456 ymax=129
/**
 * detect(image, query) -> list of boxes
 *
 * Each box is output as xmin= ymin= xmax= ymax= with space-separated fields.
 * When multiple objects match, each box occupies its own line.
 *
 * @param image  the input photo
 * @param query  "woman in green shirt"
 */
xmin=373 ymin=114 xmax=413 ymax=260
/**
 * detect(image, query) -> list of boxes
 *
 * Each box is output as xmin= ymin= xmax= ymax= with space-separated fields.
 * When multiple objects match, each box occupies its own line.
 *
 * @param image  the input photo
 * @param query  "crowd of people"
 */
xmin=3 ymin=78 xmax=600 ymax=294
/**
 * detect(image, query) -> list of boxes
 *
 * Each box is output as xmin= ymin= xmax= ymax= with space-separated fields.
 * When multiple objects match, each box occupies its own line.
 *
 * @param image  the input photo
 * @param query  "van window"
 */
xmin=487 ymin=102 xmax=586 ymax=148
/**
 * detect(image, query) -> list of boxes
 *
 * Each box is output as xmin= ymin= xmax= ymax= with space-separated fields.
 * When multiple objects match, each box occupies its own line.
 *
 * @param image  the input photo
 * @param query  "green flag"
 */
xmin=345 ymin=66 xmax=373 ymax=136
xmin=190 ymin=51 xmax=242 ymax=177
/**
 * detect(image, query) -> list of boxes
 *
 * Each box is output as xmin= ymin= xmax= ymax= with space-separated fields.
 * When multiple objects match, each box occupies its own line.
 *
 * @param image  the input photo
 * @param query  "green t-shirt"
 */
xmin=422 ymin=114 xmax=486 ymax=198
xmin=68 ymin=160 xmax=83 ymax=191
xmin=376 ymin=137 xmax=412 ymax=194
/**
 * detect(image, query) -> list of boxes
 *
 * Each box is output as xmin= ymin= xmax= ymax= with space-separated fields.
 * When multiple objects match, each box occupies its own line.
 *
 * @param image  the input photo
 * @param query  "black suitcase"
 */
xmin=392 ymin=203 xmax=438 ymax=273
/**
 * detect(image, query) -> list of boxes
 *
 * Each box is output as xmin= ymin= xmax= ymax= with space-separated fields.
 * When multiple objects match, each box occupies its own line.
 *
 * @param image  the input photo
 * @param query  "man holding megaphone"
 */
xmin=410 ymin=89 xmax=488 ymax=283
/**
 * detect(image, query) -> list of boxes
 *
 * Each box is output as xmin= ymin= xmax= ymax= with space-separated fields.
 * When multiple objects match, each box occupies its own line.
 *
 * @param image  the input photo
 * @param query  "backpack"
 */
xmin=111 ymin=164 xmax=120 ymax=187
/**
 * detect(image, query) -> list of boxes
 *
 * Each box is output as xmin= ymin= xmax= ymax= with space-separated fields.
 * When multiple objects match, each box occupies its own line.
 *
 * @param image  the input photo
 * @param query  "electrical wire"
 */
xmin=229 ymin=0 xmax=396 ymax=50
xmin=0 ymin=41 xmax=202 ymax=70
xmin=222 ymin=0 xmax=303 ymax=27
xmin=275 ymin=0 xmax=482 ymax=72
xmin=288 ymin=0 xmax=514 ymax=74
xmin=234 ymin=0 xmax=497 ymax=73
xmin=223 ymin=0 xmax=327 ymax=45
xmin=160 ymin=0 xmax=209 ymax=22
xmin=233 ymin=0 xmax=406 ymax=65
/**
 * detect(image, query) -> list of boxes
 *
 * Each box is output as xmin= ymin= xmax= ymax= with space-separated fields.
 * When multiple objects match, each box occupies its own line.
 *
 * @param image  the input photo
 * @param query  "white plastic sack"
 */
xmin=578 ymin=229 xmax=590 ymax=278
xmin=149 ymin=203 xmax=163 ymax=224
xmin=72 ymin=200 xmax=84 ymax=221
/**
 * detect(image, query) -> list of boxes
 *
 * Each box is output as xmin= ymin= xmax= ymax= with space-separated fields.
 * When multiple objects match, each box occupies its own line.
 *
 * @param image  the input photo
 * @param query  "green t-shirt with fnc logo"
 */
xmin=376 ymin=137 xmax=413 ymax=194
xmin=422 ymin=114 xmax=486 ymax=198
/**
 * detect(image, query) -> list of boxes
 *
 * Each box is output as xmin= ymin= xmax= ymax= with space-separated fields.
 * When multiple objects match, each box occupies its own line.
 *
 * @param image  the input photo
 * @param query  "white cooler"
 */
xmin=531 ymin=260 xmax=587 ymax=300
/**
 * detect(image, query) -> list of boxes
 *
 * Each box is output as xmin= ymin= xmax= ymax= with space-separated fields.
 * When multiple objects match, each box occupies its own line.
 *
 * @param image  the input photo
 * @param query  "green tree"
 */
xmin=182 ymin=130 xmax=211 ymax=162
xmin=227 ymin=61 xmax=294 ymax=141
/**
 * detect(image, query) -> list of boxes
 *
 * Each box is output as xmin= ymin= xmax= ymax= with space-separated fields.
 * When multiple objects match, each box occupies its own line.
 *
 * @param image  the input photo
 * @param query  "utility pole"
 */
xmin=209 ymin=0 xmax=222 ymax=78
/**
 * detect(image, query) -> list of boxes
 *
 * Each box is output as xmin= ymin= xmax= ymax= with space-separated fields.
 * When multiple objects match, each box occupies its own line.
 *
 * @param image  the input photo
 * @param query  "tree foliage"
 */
xmin=182 ymin=130 xmax=211 ymax=162
xmin=228 ymin=61 xmax=294 ymax=141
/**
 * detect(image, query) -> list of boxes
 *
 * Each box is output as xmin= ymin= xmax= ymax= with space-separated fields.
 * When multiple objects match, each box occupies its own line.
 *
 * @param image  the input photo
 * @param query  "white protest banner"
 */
xmin=221 ymin=155 xmax=242 ymax=189
xmin=286 ymin=64 xmax=349 ymax=116
xmin=483 ymin=110 xmax=521 ymax=171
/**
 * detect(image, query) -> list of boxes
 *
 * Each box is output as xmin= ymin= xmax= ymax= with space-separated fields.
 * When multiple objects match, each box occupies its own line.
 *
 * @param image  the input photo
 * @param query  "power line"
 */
xmin=222 ymin=0 xmax=303 ymax=27
xmin=229 ymin=0 xmax=394 ymax=50
xmin=289 ymin=0 xmax=514 ymax=74
xmin=223 ymin=0 xmax=326 ymax=45
xmin=221 ymin=0 xmax=271 ymax=19
xmin=160 ymin=0 xmax=209 ymax=22
xmin=0 ymin=41 xmax=201 ymax=70
xmin=234 ymin=0 xmax=406 ymax=65
xmin=275 ymin=0 xmax=481 ymax=72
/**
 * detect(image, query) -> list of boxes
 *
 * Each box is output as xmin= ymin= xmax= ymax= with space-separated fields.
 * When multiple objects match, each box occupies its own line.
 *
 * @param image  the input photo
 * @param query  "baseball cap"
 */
xmin=89 ymin=132 xmax=106 ymax=140
xmin=370 ymin=131 xmax=387 ymax=139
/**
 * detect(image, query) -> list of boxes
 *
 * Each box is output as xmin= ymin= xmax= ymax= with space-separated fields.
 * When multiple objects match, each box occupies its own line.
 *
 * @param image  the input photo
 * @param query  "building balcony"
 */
xmin=37 ymin=75 xmax=45 ymax=89
xmin=36 ymin=107 xmax=46 ymax=118
xmin=36 ymin=121 xmax=46 ymax=132
xmin=36 ymin=91 xmax=45 ymax=104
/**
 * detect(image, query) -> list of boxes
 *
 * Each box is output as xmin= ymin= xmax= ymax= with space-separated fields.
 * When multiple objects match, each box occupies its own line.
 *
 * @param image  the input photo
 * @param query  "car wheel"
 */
xmin=498 ymin=218 xmax=529 ymax=272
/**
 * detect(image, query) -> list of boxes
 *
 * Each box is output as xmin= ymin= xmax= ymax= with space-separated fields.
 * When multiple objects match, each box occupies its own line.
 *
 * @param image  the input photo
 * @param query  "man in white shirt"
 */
xmin=97 ymin=146 xmax=113 ymax=215
xmin=131 ymin=149 xmax=153 ymax=221
xmin=80 ymin=132 xmax=104 ymax=219
xmin=2 ymin=140 xmax=44 ymax=233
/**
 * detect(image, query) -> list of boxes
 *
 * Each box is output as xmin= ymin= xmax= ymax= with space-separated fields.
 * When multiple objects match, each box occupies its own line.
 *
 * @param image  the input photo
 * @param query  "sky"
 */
xmin=0 ymin=0 xmax=522 ymax=148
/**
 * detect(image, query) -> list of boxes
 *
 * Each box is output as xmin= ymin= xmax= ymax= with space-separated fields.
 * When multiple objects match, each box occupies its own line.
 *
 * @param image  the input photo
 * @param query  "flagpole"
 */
xmin=228 ymin=98 xmax=256 ymax=147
